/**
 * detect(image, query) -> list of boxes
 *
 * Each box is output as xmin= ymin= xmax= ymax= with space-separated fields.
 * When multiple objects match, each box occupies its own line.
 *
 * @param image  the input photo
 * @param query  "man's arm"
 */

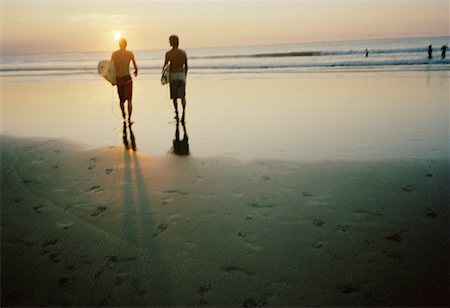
xmin=132 ymin=54 xmax=138 ymax=77
xmin=184 ymin=54 xmax=188 ymax=75
xmin=163 ymin=53 xmax=169 ymax=73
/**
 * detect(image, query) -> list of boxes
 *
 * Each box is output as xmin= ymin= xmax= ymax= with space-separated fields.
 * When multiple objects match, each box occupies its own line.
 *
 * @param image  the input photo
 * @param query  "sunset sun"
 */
xmin=113 ymin=32 xmax=121 ymax=41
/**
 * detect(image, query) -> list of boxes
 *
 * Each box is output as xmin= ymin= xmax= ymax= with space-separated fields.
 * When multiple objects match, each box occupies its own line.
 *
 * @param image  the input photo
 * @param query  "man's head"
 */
xmin=119 ymin=38 xmax=127 ymax=49
xmin=169 ymin=35 xmax=179 ymax=48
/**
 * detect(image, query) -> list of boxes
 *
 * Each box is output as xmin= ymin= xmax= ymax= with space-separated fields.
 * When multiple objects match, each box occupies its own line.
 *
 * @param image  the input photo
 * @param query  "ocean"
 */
xmin=1 ymin=36 xmax=449 ymax=82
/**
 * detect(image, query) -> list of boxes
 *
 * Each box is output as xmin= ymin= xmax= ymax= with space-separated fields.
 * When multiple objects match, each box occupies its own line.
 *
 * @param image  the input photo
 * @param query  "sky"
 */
xmin=1 ymin=0 xmax=449 ymax=54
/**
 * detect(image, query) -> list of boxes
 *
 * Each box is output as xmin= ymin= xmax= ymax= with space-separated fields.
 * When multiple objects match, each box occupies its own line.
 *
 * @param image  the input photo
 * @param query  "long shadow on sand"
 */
xmin=120 ymin=133 xmax=172 ymax=304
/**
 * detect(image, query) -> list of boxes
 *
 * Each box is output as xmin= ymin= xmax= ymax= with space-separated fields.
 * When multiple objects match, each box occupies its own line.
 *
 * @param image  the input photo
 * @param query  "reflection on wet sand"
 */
xmin=122 ymin=122 xmax=137 ymax=151
xmin=171 ymin=120 xmax=189 ymax=156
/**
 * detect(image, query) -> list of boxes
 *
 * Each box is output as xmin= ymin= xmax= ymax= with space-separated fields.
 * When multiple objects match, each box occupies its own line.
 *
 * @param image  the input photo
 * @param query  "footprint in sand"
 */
xmin=105 ymin=255 xmax=137 ymax=264
xmin=162 ymin=197 xmax=173 ymax=206
xmin=312 ymin=242 xmax=324 ymax=249
xmin=88 ymin=157 xmax=98 ymax=170
xmin=221 ymin=265 xmax=256 ymax=277
xmin=49 ymin=252 xmax=61 ymax=263
xmin=105 ymin=168 xmax=114 ymax=175
xmin=33 ymin=204 xmax=44 ymax=213
xmin=192 ymin=175 xmax=204 ymax=183
xmin=152 ymin=224 xmax=168 ymax=237
xmin=313 ymin=219 xmax=325 ymax=227
xmin=196 ymin=284 xmax=212 ymax=305
xmin=426 ymin=210 xmax=437 ymax=218
xmin=302 ymin=191 xmax=314 ymax=197
xmin=335 ymin=224 xmax=350 ymax=233
xmin=91 ymin=206 xmax=107 ymax=217
xmin=87 ymin=185 xmax=103 ymax=193
xmin=243 ymin=298 xmax=267 ymax=308
xmin=386 ymin=232 xmax=403 ymax=243
xmin=402 ymin=184 xmax=413 ymax=193
xmin=248 ymin=203 xmax=275 ymax=209
xmin=164 ymin=189 xmax=188 ymax=195
xmin=56 ymin=222 xmax=73 ymax=230
xmin=42 ymin=239 xmax=58 ymax=247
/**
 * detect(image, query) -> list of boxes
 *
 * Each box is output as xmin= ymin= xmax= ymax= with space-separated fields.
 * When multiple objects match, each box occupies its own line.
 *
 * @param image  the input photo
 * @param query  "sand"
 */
xmin=1 ymin=72 xmax=449 ymax=306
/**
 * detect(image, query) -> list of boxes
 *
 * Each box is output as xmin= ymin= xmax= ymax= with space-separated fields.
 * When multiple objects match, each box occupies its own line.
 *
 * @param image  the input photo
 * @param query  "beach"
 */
xmin=1 ymin=71 xmax=449 ymax=306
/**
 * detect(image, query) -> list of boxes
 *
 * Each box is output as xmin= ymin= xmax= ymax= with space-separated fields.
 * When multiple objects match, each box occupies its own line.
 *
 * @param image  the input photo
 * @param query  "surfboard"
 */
xmin=161 ymin=63 xmax=170 ymax=85
xmin=97 ymin=60 xmax=116 ymax=85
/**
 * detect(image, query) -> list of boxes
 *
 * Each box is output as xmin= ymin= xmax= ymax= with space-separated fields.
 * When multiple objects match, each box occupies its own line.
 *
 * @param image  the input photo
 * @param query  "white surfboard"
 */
xmin=98 ymin=60 xmax=116 ymax=85
xmin=161 ymin=63 xmax=170 ymax=85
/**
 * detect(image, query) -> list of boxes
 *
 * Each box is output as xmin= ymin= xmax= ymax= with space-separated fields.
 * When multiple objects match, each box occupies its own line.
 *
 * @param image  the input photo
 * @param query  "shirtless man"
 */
xmin=111 ymin=38 xmax=138 ymax=125
xmin=163 ymin=35 xmax=188 ymax=122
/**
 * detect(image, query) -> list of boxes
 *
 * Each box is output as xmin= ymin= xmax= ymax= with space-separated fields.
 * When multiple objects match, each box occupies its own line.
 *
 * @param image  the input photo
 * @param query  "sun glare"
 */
xmin=113 ymin=32 xmax=121 ymax=41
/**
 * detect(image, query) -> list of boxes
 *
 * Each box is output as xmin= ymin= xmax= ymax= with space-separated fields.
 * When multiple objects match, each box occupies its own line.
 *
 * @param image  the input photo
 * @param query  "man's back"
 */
xmin=111 ymin=49 xmax=134 ymax=77
xmin=166 ymin=48 xmax=187 ymax=73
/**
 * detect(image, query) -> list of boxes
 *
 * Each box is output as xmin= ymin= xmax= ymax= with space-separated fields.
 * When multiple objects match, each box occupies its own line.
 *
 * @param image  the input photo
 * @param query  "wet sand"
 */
xmin=1 ymin=72 xmax=448 ymax=161
xmin=1 ymin=72 xmax=449 ymax=306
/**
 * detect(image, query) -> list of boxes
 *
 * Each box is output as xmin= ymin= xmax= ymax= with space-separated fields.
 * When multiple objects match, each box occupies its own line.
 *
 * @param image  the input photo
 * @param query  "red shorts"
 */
xmin=116 ymin=75 xmax=132 ymax=102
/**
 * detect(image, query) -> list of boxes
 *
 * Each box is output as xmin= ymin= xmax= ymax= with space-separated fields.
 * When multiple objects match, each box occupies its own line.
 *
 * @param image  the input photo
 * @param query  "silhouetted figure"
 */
xmin=172 ymin=120 xmax=189 ymax=156
xmin=441 ymin=45 xmax=448 ymax=59
xmin=111 ymin=38 xmax=138 ymax=125
xmin=163 ymin=35 xmax=188 ymax=123
xmin=365 ymin=49 xmax=369 ymax=57
xmin=122 ymin=122 xmax=137 ymax=151
xmin=428 ymin=45 xmax=433 ymax=59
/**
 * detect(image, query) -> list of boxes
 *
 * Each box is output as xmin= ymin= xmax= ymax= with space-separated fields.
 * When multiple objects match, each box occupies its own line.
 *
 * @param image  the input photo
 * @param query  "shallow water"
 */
xmin=1 ymin=71 xmax=448 ymax=161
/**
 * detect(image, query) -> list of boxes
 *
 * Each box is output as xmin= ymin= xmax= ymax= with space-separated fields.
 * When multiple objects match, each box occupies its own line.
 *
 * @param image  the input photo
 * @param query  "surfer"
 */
xmin=163 ymin=35 xmax=188 ymax=122
xmin=427 ymin=45 xmax=433 ymax=59
xmin=441 ymin=45 xmax=447 ymax=59
xmin=111 ymin=38 xmax=138 ymax=125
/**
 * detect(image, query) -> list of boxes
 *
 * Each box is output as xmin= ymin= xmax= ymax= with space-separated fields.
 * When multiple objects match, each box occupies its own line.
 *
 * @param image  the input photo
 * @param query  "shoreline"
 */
xmin=2 ymin=134 xmax=449 ymax=306
xmin=2 ymin=74 xmax=448 ymax=162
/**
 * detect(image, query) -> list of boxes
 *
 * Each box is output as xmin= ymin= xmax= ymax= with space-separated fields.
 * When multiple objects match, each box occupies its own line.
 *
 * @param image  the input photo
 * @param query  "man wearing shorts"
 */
xmin=111 ymin=38 xmax=138 ymax=125
xmin=163 ymin=35 xmax=188 ymax=122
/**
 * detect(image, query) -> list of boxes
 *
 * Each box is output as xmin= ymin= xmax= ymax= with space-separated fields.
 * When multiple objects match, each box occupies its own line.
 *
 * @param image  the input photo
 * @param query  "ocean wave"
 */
xmin=189 ymin=47 xmax=433 ymax=59
xmin=2 ymin=58 xmax=449 ymax=78
xmin=192 ymin=51 xmax=321 ymax=59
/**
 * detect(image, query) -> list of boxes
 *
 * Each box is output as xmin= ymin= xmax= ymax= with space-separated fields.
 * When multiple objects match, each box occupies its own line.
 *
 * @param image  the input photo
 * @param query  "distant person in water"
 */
xmin=163 ymin=35 xmax=188 ymax=122
xmin=441 ymin=45 xmax=447 ymax=59
xmin=428 ymin=45 xmax=433 ymax=59
xmin=111 ymin=38 xmax=138 ymax=125
xmin=365 ymin=49 xmax=369 ymax=57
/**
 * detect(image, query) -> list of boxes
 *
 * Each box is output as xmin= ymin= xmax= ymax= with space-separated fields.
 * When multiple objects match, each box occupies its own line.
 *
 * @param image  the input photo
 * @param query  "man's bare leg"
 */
xmin=181 ymin=98 xmax=186 ymax=123
xmin=173 ymin=99 xmax=179 ymax=119
xmin=120 ymin=100 xmax=126 ymax=122
xmin=127 ymin=99 xmax=133 ymax=125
